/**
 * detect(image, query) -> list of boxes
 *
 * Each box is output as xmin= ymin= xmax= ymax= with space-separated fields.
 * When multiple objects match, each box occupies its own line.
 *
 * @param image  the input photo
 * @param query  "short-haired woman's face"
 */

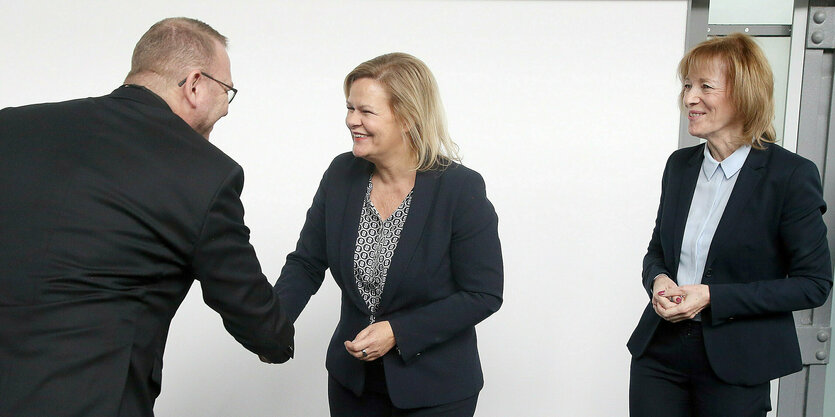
xmin=683 ymin=59 xmax=743 ymax=144
xmin=346 ymin=78 xmax=409 ymax=165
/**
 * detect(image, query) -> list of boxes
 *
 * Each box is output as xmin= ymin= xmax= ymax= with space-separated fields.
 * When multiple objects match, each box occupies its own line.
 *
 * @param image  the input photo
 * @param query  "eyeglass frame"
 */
xmin=178 ymin=71 xmax=238 ymax=103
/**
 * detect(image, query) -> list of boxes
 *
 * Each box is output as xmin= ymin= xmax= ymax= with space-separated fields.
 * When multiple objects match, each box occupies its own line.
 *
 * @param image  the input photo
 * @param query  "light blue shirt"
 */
xmin=676 ymin=144 xmax=751 ymax=288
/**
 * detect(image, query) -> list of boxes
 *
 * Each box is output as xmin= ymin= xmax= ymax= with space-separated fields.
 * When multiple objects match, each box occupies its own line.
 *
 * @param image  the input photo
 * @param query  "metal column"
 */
xmin=679 ymin=0 xmax=709 ymax=149
xmin=778 ymin=4 xmax=835 ymax=416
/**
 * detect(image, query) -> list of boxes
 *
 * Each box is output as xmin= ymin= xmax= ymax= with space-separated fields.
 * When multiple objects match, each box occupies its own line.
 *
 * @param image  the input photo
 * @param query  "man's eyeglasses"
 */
xmin=178 ymin=72 xmax=237 ymax=103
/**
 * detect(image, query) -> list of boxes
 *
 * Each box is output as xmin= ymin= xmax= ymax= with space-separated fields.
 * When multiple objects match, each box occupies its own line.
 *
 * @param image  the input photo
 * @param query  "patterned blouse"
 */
xmin=353 ymin=176 xmax=413 ymax=324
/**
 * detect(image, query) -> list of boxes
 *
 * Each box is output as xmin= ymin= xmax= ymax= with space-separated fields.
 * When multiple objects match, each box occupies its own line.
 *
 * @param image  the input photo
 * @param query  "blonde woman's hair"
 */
xmin=127 ymin=17 xmax=227 ymax=83
xmin=678 ymin=32 xmax=776 ymax=149
xmin=344 ymin=53 xmax=461 ymax=171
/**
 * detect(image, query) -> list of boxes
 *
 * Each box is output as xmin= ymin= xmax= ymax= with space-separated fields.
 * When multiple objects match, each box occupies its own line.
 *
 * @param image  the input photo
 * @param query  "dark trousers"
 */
xmin=328 ymin=360 xmax=478 ymax=417
xmin=630 ymin=320 xmax=771 ymax=417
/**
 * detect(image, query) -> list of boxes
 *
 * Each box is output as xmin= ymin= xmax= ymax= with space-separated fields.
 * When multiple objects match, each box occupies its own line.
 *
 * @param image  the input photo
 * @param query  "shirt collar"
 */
xmin=111 ymin=84 xmax=172 ymax=111
xmin=702 ymin=144 xmax=751 ymax=180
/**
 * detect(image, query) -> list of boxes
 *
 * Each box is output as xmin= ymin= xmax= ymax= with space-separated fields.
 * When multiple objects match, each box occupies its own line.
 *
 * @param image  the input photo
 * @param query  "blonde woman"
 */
xmin=275 ymin=53 xmax=503 ymax=416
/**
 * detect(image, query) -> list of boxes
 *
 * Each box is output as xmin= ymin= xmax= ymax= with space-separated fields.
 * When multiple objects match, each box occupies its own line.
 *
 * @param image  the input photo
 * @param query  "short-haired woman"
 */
xmin=628 ymin=33 xmax=832 ymax=417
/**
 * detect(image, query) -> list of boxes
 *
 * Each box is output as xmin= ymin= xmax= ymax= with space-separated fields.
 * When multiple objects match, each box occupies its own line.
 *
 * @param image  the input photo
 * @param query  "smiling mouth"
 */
xmin=352 ymin=133 xmax=369 ymax=139
xmin=688 ymin=112 xmax=705 ymax=120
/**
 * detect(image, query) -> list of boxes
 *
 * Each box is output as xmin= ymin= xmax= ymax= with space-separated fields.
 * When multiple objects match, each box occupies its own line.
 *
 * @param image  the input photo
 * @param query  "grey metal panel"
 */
xmin=809 ymin=7 xmax=835 ymax=48
xmin=778 ymin=369 xmax=807 ymax=414
xmin=795 ymin=49 xmax=828 ymax=168
xmin=806 ymin=365 xmax=828 ymax=416
xmin=679 ymin=0 xmax=709 ymax=149
xmin=707 ymin=24 xmax=792 ymax=36
xmin=780 ymin=5 xmax=835 ymax=416
xmin=779 ymin=366 xmax=829 ymax=416
xmin=823 ymin=45 xmax=835 ymax=263
xmin=796 ymin=326 xmax=832 ymax=364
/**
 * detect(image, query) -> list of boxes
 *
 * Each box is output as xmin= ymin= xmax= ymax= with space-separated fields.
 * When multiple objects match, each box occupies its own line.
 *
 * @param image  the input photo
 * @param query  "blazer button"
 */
xmin=705 ymin=268 xmax=712 ymax=278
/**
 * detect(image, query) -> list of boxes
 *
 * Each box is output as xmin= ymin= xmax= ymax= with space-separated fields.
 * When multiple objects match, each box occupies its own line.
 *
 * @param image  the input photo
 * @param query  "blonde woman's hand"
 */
xmin=344 ymin=321 xmax=396 ymax=361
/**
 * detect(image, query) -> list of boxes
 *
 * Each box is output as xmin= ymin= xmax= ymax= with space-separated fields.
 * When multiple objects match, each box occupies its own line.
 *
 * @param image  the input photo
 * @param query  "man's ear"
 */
xmin=178 ymin=70 xmax=202 ymax=108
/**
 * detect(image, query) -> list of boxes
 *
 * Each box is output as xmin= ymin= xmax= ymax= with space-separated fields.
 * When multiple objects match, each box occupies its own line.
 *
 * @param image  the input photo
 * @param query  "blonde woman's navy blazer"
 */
xmin=275 ymin=152 xmax=503 ymax=408
xmin=628 ymin=143 xmax=832 ymax=386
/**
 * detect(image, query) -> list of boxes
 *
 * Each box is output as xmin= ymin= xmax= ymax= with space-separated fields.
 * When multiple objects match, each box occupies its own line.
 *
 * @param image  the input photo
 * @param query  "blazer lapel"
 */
xmin=378 ymin=169 xmax=440 ymax=312
xmin=339 ymin=160 xmax=374 ymax=313
xmin=672 ymin=146 xmax=704 ymax=274
xmin=703 ymin=146 xmax=768 ymax=273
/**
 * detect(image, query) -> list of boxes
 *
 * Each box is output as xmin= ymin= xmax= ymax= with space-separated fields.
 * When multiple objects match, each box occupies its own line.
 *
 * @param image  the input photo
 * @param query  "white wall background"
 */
xmin=0 ymin=1 xmax=688 ymax=415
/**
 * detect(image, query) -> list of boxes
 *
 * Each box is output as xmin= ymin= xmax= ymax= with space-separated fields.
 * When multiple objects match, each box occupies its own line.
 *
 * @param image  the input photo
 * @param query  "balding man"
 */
xmin=0 ymin=17 xmax=293 ymax=417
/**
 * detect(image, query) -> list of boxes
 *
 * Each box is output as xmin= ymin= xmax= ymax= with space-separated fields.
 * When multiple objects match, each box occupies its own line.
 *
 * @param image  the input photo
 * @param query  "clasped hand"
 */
xmin=652 ymin=275 xmax=711 ymax=322
xmin=344 ymin=321 xmax=396 ymax=361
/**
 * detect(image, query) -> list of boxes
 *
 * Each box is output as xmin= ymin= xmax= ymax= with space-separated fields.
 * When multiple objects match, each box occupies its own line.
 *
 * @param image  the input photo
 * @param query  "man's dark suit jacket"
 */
xmin=627 ymin=143 xmax=832 ymax=386
xmin=0 ymin=85 xmax=294 ymax=417
xmin=275 ymin=153 xmax=503 ymax=409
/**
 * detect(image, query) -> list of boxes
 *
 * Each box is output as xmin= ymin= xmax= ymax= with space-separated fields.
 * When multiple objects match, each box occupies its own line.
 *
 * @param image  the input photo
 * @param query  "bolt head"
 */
xmin=812 ymin=31 xmax=825 ymax=44
xmin=814 ymin=11 xmax=827 ymax=24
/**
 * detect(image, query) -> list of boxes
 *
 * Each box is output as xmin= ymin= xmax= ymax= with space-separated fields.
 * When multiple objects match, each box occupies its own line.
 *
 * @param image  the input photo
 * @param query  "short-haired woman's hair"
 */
xmin=344 ymin=53 xmax=461 ymax=171
xmin=127 ymin=17 xmax=227 ymax=82
xmin=678 ymin=33 xmax=776 ymax=148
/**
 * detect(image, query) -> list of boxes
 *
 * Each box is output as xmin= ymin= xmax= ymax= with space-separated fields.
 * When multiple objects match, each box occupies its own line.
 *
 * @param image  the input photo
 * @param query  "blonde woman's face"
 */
xmin=345 ymin=78 xmax=409 ymax=165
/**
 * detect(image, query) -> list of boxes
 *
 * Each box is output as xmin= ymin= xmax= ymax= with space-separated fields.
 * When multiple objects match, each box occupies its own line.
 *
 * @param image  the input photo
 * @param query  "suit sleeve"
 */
xmin=191 ymin=165 xmax=294 ymax=363
xmin=641 ymin=156 xmax=673 ymax=298
xmin=710 ymin=160 xmax=833 ymax=322
xmin=388 ymin=171 xmax=503 ymax=362
xmin=273 ymin=169 xmax=330 ymax=323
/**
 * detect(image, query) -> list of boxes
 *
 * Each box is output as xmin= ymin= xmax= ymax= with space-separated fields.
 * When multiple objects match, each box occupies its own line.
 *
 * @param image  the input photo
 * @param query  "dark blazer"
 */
xmin=275 ymin=152 xmax=503 ymax=409
xmin=627 ymin=143 xmax=832 ymax=386
xmin=0 ymin=86 xmax=294 ymax=417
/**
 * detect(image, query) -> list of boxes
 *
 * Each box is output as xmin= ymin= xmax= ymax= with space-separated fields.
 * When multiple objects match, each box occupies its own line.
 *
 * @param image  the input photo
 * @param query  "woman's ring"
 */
xmin=362 ymin=349 xmax=368 ymax=357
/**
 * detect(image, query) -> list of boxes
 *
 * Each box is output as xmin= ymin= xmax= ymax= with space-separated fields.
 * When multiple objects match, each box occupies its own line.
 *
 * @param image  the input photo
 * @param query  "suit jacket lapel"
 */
xmin=703 ymin=146 xmax=768 ymax=272
xmin=672 ymin=146 xmax=703 ymax=276
xmin=378 ymin=169 xmax=439 ymax=312
xmin=339 ymin=159 xmax=374 ymax=313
